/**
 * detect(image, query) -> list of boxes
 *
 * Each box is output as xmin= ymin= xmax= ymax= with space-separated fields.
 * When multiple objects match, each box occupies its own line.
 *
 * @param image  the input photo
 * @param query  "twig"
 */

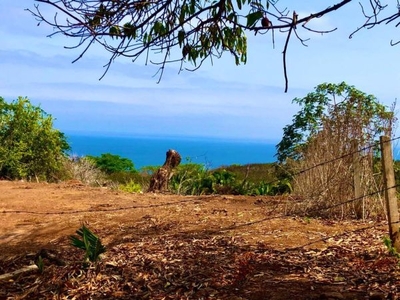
xmin=283 ymin=11 xmax=297 ymax=93
xmin=0 ymin=265 xmax=39 ymax=281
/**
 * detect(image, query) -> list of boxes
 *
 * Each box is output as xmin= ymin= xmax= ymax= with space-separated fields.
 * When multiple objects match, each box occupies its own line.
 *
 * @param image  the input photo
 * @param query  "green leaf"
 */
xmin=179 ymin=4 xmax=187 ymax=25
xmin=189 ymin=0 xmax=196 ymax=14
xmin=123 ymin=23 xmax=136 ymax=38
xmin=246 ymin=11 xmax=263 ymax=27
xmin=227 ymin=12 xmax=237 ymax=23
xmin=236 ymin=0 xmax=242 ymax=10
xmin=70 ymin=225 xmax=106 ymax=263
xmin=226 ymin=0 xmax=233 ymax=11
xmin=109 ymin=26 xmax=120 ymax=38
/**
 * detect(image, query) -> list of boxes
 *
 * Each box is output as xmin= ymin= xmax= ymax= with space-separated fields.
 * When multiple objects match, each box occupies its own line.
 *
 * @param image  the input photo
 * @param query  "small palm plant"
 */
xmin=70 ymin=225 xmax=106 ymax=263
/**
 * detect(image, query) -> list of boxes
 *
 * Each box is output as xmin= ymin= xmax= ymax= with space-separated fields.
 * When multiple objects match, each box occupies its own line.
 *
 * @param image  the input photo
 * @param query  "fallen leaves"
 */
xmin=1 ymin=224 xmax=399 ymax=299
xmin=0 ymin=189 xmax=399 ymax=299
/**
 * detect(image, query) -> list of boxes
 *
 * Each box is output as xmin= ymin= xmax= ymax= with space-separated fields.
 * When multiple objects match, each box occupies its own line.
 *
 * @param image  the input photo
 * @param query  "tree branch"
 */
xmin=27 ymin=0 xmax=398 ymax=90
xmin=283 ymin=11 xmax=297 ymax=93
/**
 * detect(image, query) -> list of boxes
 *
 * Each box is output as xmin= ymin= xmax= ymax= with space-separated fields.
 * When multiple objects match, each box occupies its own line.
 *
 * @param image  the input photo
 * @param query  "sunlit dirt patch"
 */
xmin=0 ymin=181 xmax=399 ymax=299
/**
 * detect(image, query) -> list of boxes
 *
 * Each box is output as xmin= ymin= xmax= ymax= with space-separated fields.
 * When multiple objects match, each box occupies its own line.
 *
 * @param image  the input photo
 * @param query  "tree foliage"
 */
xmin=28 ymin=0 xmax=400 ymax=91
xmin=87 ymin=153 xmax=137 ymax=174
xmin=276 ymin=82 xmax=396 ymax=218
xmin=276 ymin=82 xmax=394 ymax=162
xmin=0 ymin=96 xmax=70 ymax=181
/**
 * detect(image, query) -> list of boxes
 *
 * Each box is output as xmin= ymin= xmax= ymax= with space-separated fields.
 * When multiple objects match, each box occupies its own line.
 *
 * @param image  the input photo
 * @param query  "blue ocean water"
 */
xmin=66 ymin=134 xmax=278 ymax=170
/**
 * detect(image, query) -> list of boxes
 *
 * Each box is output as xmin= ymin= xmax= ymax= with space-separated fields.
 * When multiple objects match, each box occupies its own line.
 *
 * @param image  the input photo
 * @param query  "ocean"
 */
xmin=66 ymin=134 xmax=278 ymax=170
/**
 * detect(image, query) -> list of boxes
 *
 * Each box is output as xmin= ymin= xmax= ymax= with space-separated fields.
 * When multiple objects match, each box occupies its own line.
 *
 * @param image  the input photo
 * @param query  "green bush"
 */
xmin=0 ymin=96 xmax=70 ymax=181
xmin=108 ymin=170 xmax=147 ymax=184
xmin=119 ymin=180 xmax=142 ymax=193
xmin=87 ymin=153 xmax=137 ymax=174
xmin=169 ymin=163 xmax=211 ymax=195
xmin=85 ymin=153 xmax=149 ymax=187
xmin=250 ymin=179 xmax=292 ymax=196
xmin=169 ymin=164 xmax=265 ymax=195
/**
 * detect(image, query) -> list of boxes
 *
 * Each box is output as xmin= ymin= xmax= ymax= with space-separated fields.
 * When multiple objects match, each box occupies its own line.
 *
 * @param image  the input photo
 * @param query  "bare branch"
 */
xmin=26 ymin=0 xmax=400 ymax=90
xmin=283 ymin=11 xmax=297 ymax=93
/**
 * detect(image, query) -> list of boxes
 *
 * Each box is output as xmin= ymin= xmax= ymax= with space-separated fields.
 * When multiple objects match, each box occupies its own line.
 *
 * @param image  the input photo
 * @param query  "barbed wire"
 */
xmin=2 ymin=182 xmax=398 ymax=236
xmin=1 ymin=197 xmax=214 ymax=215
xmin=292 ymin=135 xmax=400 ymax=177
xmin=2 ymin=136 xmax=399 ymax=234
xmin=303 ymin=184 xmax=399 ymax=215
xmin=218 ymin=183 xmax=400 ymax=234
xmin=287 ymin=222 xmax=384 ymax=251
xmin=247 ymin=135 xmax=400 ymax=192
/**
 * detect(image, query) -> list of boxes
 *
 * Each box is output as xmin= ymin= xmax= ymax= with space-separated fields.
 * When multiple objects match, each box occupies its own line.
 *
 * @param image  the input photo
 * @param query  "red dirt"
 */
xmin=0 ymin=180 xmax=399 ymax=299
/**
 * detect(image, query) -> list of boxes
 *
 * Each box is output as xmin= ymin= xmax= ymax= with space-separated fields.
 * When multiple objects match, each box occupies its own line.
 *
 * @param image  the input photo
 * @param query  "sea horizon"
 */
xmin=66 ymin=132 xmax=279 ymax=170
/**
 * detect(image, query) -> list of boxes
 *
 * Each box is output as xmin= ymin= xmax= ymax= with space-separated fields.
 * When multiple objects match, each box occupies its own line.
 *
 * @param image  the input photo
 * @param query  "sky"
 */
xmin=0 ymin=0 xmax=399 ymax=143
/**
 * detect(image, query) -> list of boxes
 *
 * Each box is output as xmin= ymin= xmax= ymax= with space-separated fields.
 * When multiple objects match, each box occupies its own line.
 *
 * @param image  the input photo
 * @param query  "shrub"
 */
xmin=277 ymin=83 xmax=395 ymax=218
xmin=63 ymin=156 xmax=107 ymax=186
xmin=87 ymin=153 xmax=137 ymax=174
xmin=119 ymin=180 xmax=142 ymax=193
xmin=169 ymin=163 xmax=210 ymax=195
xmin=0 ymin=96 xmax=70 ymax=181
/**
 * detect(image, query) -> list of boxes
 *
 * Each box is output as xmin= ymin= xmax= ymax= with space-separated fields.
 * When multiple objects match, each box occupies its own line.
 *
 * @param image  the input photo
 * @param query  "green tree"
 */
xmin=276 ymin=82 xmax=395 ymax=218
xmin=87 ymin=153 xmax=136 ymax=174
xmin=28 ymin=1 xmax=399 ymax=91
xmin=276 ymin=82 xmax=394 ymax=162
xmin=0 ymin=96 xmax=70 ymax=181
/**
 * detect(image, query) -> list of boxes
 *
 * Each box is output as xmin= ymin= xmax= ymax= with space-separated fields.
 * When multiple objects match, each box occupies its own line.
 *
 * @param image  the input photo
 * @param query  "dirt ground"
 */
xmin=0 ymin=180 xmax=399 ymax=299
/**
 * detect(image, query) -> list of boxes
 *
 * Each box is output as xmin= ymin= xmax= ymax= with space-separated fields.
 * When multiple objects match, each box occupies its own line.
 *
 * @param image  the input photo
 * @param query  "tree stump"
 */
xmin=148 ymin=149 xmax=181 ymax=193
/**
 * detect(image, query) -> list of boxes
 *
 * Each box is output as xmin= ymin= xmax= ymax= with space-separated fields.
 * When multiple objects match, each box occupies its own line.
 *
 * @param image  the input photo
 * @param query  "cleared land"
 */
xmin=0 ymin=180 xmax=399 ymax=299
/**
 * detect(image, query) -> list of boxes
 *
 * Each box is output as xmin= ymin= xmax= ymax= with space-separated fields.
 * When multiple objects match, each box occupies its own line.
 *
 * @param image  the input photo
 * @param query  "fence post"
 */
xmin=352 ymin=140 xmax=363 ymax=219
xmin=380 ymin=135 xmax=400 ymax=251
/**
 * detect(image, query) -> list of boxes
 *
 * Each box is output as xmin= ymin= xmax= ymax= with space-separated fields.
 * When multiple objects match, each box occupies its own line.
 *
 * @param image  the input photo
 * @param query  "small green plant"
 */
xmin=70 ymin=225 xmax=106 ymax=263
xmin=169 ymin=163 xmax=210 ymax=195
xmin=35 ymin=255 xmax=45 ymax=274
xmin=383 ymin=236 xmax=400 ymax=259
xmin=252 ymin=181 xmax=274 ymax=195
xmin=119 ymin=180 xmax=142 ymax=193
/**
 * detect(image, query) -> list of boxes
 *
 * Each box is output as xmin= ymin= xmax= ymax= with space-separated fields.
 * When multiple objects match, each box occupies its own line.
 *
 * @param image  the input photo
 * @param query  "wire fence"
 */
xmin=293 ymin=135 xmax=400 ymax=177
xmin=2 ymin=135 xmax=399 ymax=218
xmin=1 ymin=137 xmax=400 ymax=253
xmin=1 ymin=135 xmax=400 ymax=251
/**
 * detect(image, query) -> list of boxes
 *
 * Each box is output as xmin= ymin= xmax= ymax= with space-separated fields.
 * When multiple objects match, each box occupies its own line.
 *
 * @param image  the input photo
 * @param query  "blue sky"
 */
xmin=1 ymin=0 xmax=399 ymax=142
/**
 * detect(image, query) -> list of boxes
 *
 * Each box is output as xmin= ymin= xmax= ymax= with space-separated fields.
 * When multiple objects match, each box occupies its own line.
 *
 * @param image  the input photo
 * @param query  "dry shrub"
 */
xmin=63 ymin=156 xmax=107 ymax=186
xmin=289 ymin=116 xmax=386 ymax=219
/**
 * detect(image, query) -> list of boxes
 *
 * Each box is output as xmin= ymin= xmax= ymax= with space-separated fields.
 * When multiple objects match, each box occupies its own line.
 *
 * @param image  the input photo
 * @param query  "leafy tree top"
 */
xmin=87 ymin=153 xmax=137 ymax=174
xmin=0 ymin=96 xmax=70 ymax=181
xmin=28 ymin=0 xmax=400 ymax=91
xmin=275 ymin=82 xmax=395 ymax=162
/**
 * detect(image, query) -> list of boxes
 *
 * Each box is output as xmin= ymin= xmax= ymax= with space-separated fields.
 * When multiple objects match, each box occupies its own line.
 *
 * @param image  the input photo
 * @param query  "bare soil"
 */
xmin=0 ymin=180 xmax=399 ymax=299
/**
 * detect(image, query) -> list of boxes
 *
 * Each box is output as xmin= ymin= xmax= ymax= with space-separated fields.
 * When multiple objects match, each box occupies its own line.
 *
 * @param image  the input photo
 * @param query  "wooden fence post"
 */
xmin=380 ymin=135 xmax=400 ymax=251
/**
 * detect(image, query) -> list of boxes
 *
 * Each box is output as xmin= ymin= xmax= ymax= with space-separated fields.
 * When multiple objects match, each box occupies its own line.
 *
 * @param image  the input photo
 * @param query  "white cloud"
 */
xmin=1 ymin=0 xmax=399 ymax=142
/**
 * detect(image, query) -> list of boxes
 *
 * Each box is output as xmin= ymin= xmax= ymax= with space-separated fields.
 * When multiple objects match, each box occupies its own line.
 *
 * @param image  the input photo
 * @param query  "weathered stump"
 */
xmin=148 ymin=149 xmax=181 ymax=193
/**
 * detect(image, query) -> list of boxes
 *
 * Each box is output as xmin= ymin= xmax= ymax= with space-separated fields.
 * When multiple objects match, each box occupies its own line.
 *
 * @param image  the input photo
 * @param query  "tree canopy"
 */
xmin=0 ymin=96 xmax=70 ymax=181
xmin=87 ymin=153 xmax=137 ymax=174
xmin=276 ymin=82 xmax=395 ymax=162
xmin=28 ymin=0 xmax=400 ymax=91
